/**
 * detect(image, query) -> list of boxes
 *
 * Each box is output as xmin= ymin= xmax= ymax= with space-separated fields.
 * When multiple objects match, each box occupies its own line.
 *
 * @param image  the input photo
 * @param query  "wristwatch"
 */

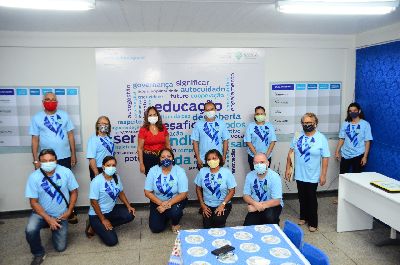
xmin=33 ymin=160 xmax=39 ymax=165
xmin=222 ymin=201 xmax=226 ymax=206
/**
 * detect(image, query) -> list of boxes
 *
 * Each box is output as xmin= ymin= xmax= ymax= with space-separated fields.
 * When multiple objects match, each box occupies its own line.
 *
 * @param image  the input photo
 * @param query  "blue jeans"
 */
xmin=149 ymin=199 xmax=187 ymax=233
xmin=89 ymin=204 xmax=134 ymax=246
xmin=25 ymin=213 xmax=68 ymax=257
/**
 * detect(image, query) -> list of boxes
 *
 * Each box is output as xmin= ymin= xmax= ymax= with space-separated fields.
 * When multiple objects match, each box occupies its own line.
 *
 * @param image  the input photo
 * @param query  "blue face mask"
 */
xmin=41 ymin=161 xmax=57 ymax=172
xmin=254 ymin=163 xmax=267 ymax=175
xmin=160 ymin=159 xmax=173 ymax=168
xmin=104 ymin=166 xmax=117 ymax=176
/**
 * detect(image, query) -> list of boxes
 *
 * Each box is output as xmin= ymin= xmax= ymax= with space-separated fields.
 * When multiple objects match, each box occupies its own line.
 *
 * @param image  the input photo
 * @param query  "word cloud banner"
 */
xmin=96 ymin=48 xmax=266 ymax=201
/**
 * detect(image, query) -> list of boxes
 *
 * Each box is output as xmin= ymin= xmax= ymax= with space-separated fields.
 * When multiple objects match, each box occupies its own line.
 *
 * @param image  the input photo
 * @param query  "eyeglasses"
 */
xmin=43 ymin=98 xmax=57 ymax=102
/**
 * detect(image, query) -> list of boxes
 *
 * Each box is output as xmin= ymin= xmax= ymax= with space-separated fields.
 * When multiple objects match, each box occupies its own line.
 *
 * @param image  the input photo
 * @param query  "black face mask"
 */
xmin=302 ymin=124 xmax=315 ymax=132
xmin=349 ymin=112 xmax=359 ymax=119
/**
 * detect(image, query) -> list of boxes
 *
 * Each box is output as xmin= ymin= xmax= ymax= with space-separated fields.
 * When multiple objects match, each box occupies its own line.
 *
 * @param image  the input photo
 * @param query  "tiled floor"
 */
xmin=1 ymin=195 xmax=399 ymax=265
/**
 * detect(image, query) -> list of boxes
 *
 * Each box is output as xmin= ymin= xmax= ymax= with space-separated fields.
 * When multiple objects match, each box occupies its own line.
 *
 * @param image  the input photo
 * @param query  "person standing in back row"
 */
xmin=335 ymin=102 xmax=372 ymax=174
xmin=192 ymin=101 xmax=230 ymax=170
xmin=244 ymin=106 xmax=277 ymax=171
xmin=137 ymin=106 xmax=171 ymax=176
xmin=30 ymin=92 xmax=76 ymax=170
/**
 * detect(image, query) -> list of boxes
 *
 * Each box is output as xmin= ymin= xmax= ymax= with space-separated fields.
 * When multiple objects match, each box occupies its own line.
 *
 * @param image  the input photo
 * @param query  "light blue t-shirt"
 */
xmin=86 ymin=134 xmax=115 ymax=167
xmin=88 ymin=173 xmax=123 ymax=215
xmin=244 ymin=122 xmax=277 ymax=158
xmin=290 ymin=131 xmax=331 ymax=183
xmin=191 ymin=118 xmax=231 ymax=162
xmin=29 ymin=110 xmax=74 ymax=160
xmin=339 ymin=120 xmax=373 ymax=159
xmin=194 ymin=167 xmax=237 ymax=207
xmin=25 ymin=165 xmax=79 ymax=217
xmin=144 ymin=165 xmax=189 ymax=201
xmin=243 ymin=169 xmax=284 ymax=207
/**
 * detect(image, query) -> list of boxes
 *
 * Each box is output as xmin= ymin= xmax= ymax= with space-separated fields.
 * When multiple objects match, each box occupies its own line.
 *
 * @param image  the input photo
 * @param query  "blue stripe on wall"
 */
xmin=355 ymin=41 xmax=400 ymax=181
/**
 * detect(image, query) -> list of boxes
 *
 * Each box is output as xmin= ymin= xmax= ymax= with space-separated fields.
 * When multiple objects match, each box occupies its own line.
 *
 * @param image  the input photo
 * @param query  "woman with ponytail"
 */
xmin=86 ymin=156 xmax=135 ymax=246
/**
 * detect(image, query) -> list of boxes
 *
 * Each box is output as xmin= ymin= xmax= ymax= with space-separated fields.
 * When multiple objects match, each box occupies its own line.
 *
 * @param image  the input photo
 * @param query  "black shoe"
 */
xmin=31 ymin=255 xmax=46 ymax=265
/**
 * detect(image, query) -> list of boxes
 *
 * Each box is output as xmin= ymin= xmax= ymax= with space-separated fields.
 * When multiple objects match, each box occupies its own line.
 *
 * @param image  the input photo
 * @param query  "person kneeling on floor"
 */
xmin=243 ymin=153 xmax=283 ymax=226
xmin=25 ymin=149 xmax=79 ymax=265
xmin=86 ymin=156 xmax=135 ymax=246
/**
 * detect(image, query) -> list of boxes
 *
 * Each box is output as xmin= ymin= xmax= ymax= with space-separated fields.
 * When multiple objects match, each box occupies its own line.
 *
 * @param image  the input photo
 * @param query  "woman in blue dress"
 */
xmin=195 ymin=149 xmax=237 ymax=228
xmin=144 ymin=148 xmax=188 ymax=234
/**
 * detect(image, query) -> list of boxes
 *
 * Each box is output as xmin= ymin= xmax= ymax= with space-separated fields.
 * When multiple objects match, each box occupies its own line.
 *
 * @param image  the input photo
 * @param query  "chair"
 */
xmin=283 ymin=220 xmax=304 ymax=249
xmin=301 ymin=242 xmax=330 ymax=265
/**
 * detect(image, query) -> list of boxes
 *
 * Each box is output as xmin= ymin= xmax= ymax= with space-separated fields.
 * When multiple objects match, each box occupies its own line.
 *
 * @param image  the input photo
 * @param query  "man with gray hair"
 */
xmin=243 ymin=153 xmax=283 ymax=225
xmin=30 ymin=92 xmax=77 ymax=169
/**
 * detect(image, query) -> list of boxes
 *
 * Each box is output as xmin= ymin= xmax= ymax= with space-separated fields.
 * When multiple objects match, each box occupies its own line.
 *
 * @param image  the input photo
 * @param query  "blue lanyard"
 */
xmin=204 ymin=173 xmax=222 ymax=199
xmin=156 ymin=174 xmax=174 ymax=198
xmin=43 ymin=114 xmax=64 ymax=139
xmin=253 ymin=178 xmax=268 ymax=201
xmin=296 ymin=135 xmax=315 ymax=156
xmin=105 ymin=180 xmax=120 ymax=201
xmin=203 ymin=122 xmax=220 ymax=145
xmin=100 ymin=136 xmax=114 ymax=155
xmin=41 ymin=173 xmax=63 ymax=204
xmin=254 ymin=125 xmax=270 ymax=144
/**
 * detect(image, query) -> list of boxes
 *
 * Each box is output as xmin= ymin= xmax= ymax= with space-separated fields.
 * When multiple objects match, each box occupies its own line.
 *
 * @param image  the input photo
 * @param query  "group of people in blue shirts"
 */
xmin=24 ymin=93 xmax=372 ymax=265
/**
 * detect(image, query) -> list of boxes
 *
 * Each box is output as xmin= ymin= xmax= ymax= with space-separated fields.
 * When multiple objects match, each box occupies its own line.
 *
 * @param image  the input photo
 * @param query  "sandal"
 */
xmin=309 ymin=226 xmax=318 ymax=232
xmin=171 ymin=225 xmax=181 ymax=235
xmin=85 ymin=219 xmax=95 ymax=238
xmin=298 ymin=219 xmax=306 ymax=225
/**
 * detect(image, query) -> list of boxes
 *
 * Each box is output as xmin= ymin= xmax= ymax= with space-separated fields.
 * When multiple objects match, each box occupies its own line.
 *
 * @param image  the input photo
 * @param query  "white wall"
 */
xmin=356 ymin=22 xmax=400 ymax=48
xmin=0 ymin=31 xmax=356 ymax=212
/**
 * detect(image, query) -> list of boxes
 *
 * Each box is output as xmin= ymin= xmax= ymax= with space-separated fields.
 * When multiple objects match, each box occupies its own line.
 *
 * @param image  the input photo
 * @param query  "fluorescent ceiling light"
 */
xmin=0 ymin=0 xmax=95 ymax=11
xmin=276 ymin=0 xmax=399 ymax=15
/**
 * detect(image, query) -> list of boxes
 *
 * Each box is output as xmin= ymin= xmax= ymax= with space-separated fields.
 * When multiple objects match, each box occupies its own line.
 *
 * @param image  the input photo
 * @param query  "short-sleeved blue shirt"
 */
xmin=29 ymin=110 xmax=74 ymax=160
xmin=338 ymin=120 xmax=373 ymax=159
xmin=290 ymin=131 xmax=331 ymax=183
xmin=25 ymin=165 xmax=79 ymax=217
xmin=144 ymin=165 xmax=189 ymax=201
xmin=191 ymin=118 xmax=230 ymax=162
xmin=243 ymin=169 xmax=284 ymax=207
xmin=244 ymin=122 xmax=277 ymax=158
xmin=194 ymin=167 xmax=237 ymax=207
xmin=86 ymin=134 xmax=115 ymax=167
xmin=88 ymin=173 xmax=123 ymax=215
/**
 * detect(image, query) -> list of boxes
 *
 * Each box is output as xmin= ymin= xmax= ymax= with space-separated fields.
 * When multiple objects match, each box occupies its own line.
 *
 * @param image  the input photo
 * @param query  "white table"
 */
xmin=337 ymin=172 xmax=400 ymax=244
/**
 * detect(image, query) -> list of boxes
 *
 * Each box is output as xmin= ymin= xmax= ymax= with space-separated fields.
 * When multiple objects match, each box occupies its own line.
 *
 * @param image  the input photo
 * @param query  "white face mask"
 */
xmin=204 ymin=111 xmax=216 ymax=119
xmin=148 ymin=116 xmax=158 ymax=124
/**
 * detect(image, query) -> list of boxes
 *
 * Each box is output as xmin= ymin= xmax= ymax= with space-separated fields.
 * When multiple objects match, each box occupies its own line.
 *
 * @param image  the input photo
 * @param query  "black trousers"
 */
xmin=340 ymin=154 xmax=364 ymax=174
xmin=58 ymin=157 xmax=71 ymax=169
xmin=296 ymin=180 xmax=318 ymax=228
xmin=89 ymin=166 xmax=103 ymax=180
xmin=149 ymin=199 xmax=187 ymax=233
xmin=248 ymin=154 xmax=271 ymax=171
xmin=243 ymin=205 xmax=282 ymax=226
xmin=202 ymin=203 xmax=232 ymax=229
xmin=143 ymin=153 xmax=159 ymax=176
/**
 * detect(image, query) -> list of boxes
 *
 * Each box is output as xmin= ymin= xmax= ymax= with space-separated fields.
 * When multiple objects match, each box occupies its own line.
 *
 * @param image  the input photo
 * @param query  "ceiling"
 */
xmin=0 ymin=0 xmax=399 ymax=34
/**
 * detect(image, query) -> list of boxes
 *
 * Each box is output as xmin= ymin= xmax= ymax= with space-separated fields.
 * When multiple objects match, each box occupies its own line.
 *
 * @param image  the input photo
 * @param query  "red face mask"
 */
xmin=43 ymin=101 xmax=58 ymax=111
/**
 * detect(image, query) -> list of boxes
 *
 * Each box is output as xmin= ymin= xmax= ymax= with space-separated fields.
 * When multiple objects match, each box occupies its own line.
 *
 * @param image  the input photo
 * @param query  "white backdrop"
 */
xmin=96 ymin=48 xmax=266 ymax=202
